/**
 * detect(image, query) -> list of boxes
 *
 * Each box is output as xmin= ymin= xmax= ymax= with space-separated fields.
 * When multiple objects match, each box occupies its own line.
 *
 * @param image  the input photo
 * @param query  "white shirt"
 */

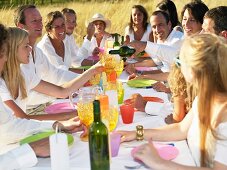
xmin=0 ymin=144 xmax=37 ymax=170
xmin=0 ymin=64 xmax=41 ymax=112
xmin=81 ymin=34 xmax=114 ymax=58
xmin=147 ymin=30 xmax=184 ymax=72
xmin=187 ymin=97 xmax=227 ymax=167
xmin=0 ymin=96 xmax=53 ymax=150
xmin=24 ymin=46 xmax=78 ymax=109
xmin=125 ymin=24 xmax=152 ymax=41
xmin=37 ymin=34 xmax=73 ymax=70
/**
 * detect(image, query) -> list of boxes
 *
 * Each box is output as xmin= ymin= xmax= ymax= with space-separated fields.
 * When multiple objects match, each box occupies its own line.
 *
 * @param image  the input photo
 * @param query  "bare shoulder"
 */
xmin=216 ymin=95 xmax=227 ymax=124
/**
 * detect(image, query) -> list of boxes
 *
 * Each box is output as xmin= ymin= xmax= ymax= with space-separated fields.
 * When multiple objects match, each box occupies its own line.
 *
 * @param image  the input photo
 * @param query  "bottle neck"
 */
xmin=93 ymin=100 xmax=101 ymax=122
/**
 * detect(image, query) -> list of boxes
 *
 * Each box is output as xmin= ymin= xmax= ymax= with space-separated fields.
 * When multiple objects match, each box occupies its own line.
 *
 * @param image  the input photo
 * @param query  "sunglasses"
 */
xmin=175 ymin=57 xmax=181 ymax=68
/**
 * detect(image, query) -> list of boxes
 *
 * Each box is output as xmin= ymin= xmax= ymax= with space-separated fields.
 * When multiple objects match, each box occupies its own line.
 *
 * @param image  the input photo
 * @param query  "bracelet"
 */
xmin=136 ymin=125 xmax=144 ymax=141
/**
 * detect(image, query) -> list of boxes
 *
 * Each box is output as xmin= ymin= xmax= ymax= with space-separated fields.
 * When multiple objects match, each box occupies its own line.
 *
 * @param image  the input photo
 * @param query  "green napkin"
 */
xmin=20 ymin=131 xmax=74 ymax=146
xmin=127 ymin=79 xmax=157 ymax=88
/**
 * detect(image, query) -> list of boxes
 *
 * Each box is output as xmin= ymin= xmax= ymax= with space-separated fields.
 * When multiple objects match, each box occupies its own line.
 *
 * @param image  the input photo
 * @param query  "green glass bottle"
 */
xmin=109 ymin=46 xmax=136 ymax=62
xmin=121 ymin=36 xmax=124 ymax=46
xmin=113 ymin=33 xmax=120 ymax=49
xmin=89 ymin=100 xmax=110 ymax=170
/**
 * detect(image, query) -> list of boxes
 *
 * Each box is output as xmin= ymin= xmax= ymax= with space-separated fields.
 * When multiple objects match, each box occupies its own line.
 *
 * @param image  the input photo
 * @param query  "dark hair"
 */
xmin=151 ymin=10 xmax=170 ymax=26
xmin=129 ymin=5 xmax=148 ymax=31
xmin=61 ymin=8 xmax=76 ymax=15
xmin=156 ymin=0 xmax=180 ymax=28
xmin=0 ymin=24 xmax=8 ymax=58
xmin=204 ymin=6 xmax=227 ymax=34
xmin=181 ymin=0 xmax=209 ymax=24
xmin=45 ymin=11 xmax=64 ymax=31
xmin=14 ymin=5 xmax=36 ymax=26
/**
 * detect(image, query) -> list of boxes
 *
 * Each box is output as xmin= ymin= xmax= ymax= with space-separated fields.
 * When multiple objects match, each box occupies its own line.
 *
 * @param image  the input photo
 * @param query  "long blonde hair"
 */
xmin=2 ymin=27 xmax=28 ymax=99
xmin=180 ymin=34 xmax=227 ymax=166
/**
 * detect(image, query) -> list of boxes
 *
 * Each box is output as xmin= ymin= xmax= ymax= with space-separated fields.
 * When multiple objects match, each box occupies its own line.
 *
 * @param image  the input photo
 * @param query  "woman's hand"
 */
xmin=116 ymin=130 xmax=137 ymax=142
xmin=133 ymin=141 xmax=163 ymax=169
xmin=92 ymin=47 xmax=100 ymax=56
xmin=153 ymin=82 xmax=170 ymax=93
xmin=54 ymin=116 xmax=85 ymax=133
xmin=125 ymin=64 xmax=136 ymax=74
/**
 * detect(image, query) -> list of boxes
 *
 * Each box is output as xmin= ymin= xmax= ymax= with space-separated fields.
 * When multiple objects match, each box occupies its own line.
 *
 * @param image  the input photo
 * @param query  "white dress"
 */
xmin=187 ymin=97 xmax=227 ymax=167
xmin=0 ymin=96 xmax=53 ymax=149
xmin=125 ymin=24 xmax=152 ymax=42
xmin=0 ymin=63 xmax=41 ymax=112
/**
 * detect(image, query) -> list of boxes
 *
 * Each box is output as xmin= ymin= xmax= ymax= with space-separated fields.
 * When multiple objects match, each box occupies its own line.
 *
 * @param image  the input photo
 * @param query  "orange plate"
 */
xmin=124 ymin=97 xmax=164 ymax=104
xmin=143 ymin=97 xmax=164 ymax=103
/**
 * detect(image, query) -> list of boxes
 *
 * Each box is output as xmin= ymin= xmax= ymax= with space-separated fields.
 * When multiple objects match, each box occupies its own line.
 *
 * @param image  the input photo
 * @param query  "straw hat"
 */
xmin=88 ymin=13 xmax=111 ymax=28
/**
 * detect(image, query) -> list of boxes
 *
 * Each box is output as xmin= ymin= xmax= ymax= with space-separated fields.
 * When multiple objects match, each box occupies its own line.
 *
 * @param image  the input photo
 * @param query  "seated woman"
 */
xmin=118 ymin=34 xmax=227 ymax=169
xmin=0 ymin=24 xmax=85 ymax=167
xmin=125 ymin=5 xmax=153 ymax=43
xmin=37 ymin=11 xmax=89 ymax=70
xmin=0 ymin=27 xmax=103 ymax=121
xmin=81 ymin=13 xmax=113 ymax=60
xmin=156 ymin=0 xmax=183 ymax=33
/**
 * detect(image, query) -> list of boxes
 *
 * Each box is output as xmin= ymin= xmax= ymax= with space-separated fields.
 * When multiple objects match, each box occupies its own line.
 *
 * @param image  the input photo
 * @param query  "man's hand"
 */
xmin=29 ymin=137 xmax=50 ymax=158
xmin=127 ymin=41 xmax=147 ymax=56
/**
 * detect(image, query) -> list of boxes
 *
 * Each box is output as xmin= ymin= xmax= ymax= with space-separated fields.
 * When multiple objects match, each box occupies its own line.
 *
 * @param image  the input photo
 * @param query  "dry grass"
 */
xmin=0 ymin=0 xmax=226 ymax=45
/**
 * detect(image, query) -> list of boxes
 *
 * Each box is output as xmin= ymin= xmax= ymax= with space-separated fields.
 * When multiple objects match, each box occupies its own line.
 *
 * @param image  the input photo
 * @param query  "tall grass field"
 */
xmin=0 ymin=0 xmax=226 ymax=45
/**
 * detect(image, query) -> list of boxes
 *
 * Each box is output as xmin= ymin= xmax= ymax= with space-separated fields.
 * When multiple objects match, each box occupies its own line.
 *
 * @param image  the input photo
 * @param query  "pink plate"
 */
xmin=135 ymin=67 xmax=158 ymax=72
xmin=131 ymin=143 xmax=179 ymax=161
xmin=44 ymin=102 xmax=76 ymax=114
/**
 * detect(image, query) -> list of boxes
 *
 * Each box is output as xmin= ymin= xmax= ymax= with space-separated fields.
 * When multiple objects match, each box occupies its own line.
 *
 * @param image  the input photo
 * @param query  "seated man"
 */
xmin=125 ymin=10 xmax=183 ymax=81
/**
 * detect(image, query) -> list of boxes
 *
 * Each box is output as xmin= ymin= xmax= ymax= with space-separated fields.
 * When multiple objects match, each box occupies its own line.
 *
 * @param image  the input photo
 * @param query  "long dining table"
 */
xmin=24 ymin=71 xmax=196 ymax=170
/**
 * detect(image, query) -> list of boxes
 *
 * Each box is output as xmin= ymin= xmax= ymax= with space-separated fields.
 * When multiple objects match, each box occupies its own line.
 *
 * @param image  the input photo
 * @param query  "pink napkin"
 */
xmin=44 ymin=102 xmax=76 ymax=114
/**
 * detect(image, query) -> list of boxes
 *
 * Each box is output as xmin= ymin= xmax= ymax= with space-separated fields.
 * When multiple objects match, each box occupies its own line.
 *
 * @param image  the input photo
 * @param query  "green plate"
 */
xmin=127 ymin=79 xmax=157 ymax=88
xmin=73 ymin=66 xmax=92 ymax=70
xmin=20 ymin=131 xmax=74 ymax=146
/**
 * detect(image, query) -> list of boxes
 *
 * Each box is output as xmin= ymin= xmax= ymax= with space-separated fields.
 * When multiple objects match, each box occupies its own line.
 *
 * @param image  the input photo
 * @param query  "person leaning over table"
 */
xmin=0 ymin=23 xmax=86 ymax=170
xmin=124 ymin=4 xmax=153 ymax=43
xmin=0 ymin=27 xmax=103 ymax=121
xmin=125 ymin=0 xmax=208 ymax=81
xmin=13 ymin=5 xmax=99 ymax=114
xmin=118 ymin=34 xmax=227 ymax=169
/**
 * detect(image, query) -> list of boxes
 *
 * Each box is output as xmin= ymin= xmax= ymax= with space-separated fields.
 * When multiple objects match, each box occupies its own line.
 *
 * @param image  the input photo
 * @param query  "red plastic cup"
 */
xmin=120 ymin=103 xmax=134 ymax=124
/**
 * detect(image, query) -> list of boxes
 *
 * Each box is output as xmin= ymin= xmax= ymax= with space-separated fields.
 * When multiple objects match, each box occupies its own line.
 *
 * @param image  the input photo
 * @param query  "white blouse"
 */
xmin=125 ymin=24 xmax=152 ymax=42
xmin=187 ymin=97 xmax=227 ymax=167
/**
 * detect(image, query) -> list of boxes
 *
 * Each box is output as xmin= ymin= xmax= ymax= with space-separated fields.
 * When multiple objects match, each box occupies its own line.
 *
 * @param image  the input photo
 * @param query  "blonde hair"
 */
xmin=168 ymin=64 xmax=193 ymax=112
xmin=180 ymin=34 xmax=227 ymax=167
xmin=2 ymin=27 xmax=28 ymax=99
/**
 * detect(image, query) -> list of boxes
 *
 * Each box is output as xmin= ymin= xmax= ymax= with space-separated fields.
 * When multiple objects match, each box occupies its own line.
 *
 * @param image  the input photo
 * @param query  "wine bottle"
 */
xmin=89 ymin=100 xmax=110 ymax=170
xmin=109 ymin=46 xmax=136 ymax=62
xmin=113 ymin=33 xmax=120 ymax=49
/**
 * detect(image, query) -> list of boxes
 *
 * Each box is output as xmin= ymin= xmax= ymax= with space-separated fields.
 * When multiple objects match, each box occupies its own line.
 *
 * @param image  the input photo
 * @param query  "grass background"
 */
xmin=0 ymin=0 xmax=226 ymax=45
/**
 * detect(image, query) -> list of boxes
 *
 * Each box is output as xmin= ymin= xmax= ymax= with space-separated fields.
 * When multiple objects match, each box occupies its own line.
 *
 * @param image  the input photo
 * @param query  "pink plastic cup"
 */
xmin=110 ymin=133 xmax=121 ymax=157
xmin=120 ymin=103 xmax=134 ymax=124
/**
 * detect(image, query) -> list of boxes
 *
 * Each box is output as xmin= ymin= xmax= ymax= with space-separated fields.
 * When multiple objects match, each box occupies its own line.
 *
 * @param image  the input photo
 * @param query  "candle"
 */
xmin=49 ymin=133 xmax=70 ymax=170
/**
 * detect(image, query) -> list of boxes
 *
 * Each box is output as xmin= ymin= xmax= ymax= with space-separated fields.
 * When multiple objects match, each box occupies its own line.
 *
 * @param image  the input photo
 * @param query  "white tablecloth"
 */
xmin=25 ymin=71 xmax=195 ymax=169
